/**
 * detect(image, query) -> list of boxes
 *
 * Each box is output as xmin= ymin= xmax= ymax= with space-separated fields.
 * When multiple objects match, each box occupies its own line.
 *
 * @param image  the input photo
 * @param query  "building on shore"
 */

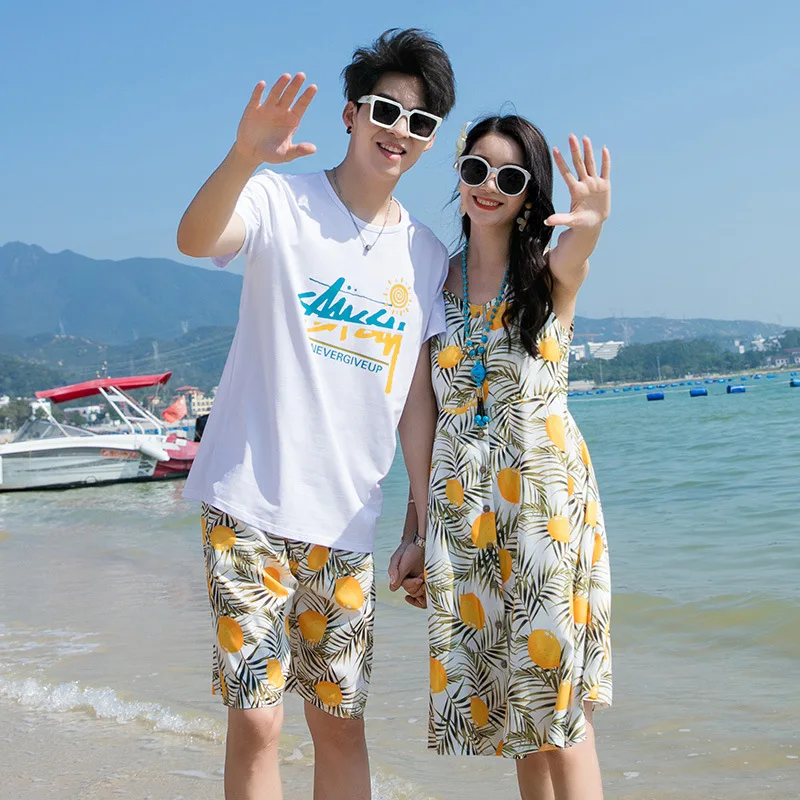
xmin=174 ymin=386 xmax=217 ymax=418
xmin=570 ymin=341 xmax=625 ymax=362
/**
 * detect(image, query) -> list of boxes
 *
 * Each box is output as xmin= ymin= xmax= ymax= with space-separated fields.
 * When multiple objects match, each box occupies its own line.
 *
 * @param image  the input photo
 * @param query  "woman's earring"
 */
xmin=517 ymin=202 xmax=533 ymax=232
xmin=346 ymin=126 xmax=352 ymax=134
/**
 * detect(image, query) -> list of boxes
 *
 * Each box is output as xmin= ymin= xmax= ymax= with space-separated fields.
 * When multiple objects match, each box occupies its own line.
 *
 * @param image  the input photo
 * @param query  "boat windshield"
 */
xmin=12 ymin=419 xmax=97 ymax=443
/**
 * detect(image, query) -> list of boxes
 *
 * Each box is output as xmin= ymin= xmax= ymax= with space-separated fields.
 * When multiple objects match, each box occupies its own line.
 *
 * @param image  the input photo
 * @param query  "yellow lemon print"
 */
xmin=284 ymin=616 xmax=291 ymax=636
xmin=547 ymin=515 xmax=570 ymax=543
xmin=471 ymin=513 xmax=497 ymax=549
xmin=219 ymin=670 xmax=227 ymax=701
xmin=496 ymin=740 xmax=504 ymax=756
xmin=490 ymin=301 xmax=508 ymax=330
xmin=437 ymin=345 xmax=463 ymax=370
xmin=545 ymin=415 xmax=566 ymax=452
xmin=444 ymin=400 xmax=474 ymax=416
xmin=588 ymin=685 xmax=600 ymax=701
xmin=334 ymin=576 xmax=365 ymax=610
xmin=581 ymin=440 xmax=592 ymax=467
xmin=263 ymin=567 xmax=289 ymax=598
xmin=459 ymin=593 xmax=486 ymax=630
xmin=217 ymin=616 xmax=244 ymax=653
xmin=497 ymin=468 xmax=521 ymax=504
xmin=210 ymin=525 xmax=236 ymax=551
xmin=470 ymin=303 xmax=483 ymax=319
xmin=573 ymin=594 xmax=589 ymax=625
xmin=585 ymin=501 xmax=597 ymax=527
xmin=555 ymin=680 xmax=572 ymax=712
xmin=266 ymin=659 xmax=285 ymax=688
xmin=539 ymin=743 xmax=558 ymax=752
xmin=470 ymin=697 xmax=490 ymax=728
xmin=430 ymin=658 xmax=448 ymax=693
xmin=315 ymin=681 xmax=343 ymax=707
xmin=288 ymin=559 xmax=300 ymax=576
xmin=527 ymin=629 xmax=561 ymax=669
xmin=445 ymin=478 xmax=465 ymax=507
xmin=307 ymin=545 xmax=330 ymax=572
xmin=592 ymin=533 xmax=604 ymax=565
xmin=538 ymin=336 xmax=561 ymax=362
xmin=498 ymin=548 xmax=512 ymax=583
xmin=298 ymin=610 xmax=328 ymax=643
xmin=567 ymin=475 xmax=575 ymax=496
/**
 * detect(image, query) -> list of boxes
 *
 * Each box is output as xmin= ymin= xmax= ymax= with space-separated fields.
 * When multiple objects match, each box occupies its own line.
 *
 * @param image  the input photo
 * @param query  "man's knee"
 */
xmin=304 ymin=702 xmax=365 ymax=753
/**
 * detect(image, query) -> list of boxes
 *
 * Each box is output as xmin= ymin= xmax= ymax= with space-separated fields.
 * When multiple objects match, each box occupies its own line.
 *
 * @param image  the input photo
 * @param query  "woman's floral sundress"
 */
xmin=425 ymin=290 xmax=612 ymax=758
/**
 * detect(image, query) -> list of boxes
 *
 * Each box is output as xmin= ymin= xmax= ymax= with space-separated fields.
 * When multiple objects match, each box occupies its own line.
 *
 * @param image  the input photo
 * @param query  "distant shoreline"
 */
xmin=570 ymin=365 xmax=797 ymax=391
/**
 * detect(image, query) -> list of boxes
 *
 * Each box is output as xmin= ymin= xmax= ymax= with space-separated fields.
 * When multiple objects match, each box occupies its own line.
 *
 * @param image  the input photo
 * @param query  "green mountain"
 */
xmin=0 ymin=353 xmax=67 ymax=397
xmin=0 ymin=328 xmax=234 ymax=396
xmin=570 ymin=316 xmax=785 ymax=346
xmin=1 ymin=242 xmax=787 ymax=347
xmin=0 ymin=241 xmax=242 ymax=343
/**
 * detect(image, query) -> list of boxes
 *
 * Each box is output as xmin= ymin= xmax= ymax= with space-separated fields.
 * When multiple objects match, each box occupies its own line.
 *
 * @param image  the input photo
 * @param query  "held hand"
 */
xmin=235 ymin=74 xmax=318 ymax=166
xmin=388 ymin=540 xmax=425 ymax=595
xmin=545 ymin=135 xmax=611 ymax=230
xmin=405 ymin=584 xmax=427 ymax=609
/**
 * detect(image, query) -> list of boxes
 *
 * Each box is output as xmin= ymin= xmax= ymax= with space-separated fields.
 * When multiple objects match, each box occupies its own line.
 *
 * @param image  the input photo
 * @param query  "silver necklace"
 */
xmin=330 ymin=167 xmax=393 ymax=255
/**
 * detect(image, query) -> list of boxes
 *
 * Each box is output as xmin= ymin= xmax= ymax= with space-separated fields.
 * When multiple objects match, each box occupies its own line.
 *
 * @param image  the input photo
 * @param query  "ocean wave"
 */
xmin=0 ymin=675 xmax=222 ymax=741
xmin=371 ymin=772 xmax=439 ymax=800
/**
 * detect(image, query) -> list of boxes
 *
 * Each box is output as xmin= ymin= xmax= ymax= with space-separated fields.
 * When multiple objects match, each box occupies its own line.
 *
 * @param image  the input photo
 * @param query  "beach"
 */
xmin=1 ymin=377 xmax=799 ymax=798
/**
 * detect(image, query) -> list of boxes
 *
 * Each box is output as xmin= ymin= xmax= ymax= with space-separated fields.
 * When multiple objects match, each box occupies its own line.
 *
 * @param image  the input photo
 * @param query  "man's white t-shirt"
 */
xmin=182 ymin=169 xmax=449 ymax=553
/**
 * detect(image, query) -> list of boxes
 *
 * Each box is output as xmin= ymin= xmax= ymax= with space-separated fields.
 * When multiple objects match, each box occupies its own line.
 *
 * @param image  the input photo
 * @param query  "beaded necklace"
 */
xmin=460 ymin=244 xmax=509 ymax=428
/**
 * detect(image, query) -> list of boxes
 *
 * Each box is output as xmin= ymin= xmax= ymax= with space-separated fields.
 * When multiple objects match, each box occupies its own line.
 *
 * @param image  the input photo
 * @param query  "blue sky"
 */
xmin=1 ymin=0 xmax=797 ymax=324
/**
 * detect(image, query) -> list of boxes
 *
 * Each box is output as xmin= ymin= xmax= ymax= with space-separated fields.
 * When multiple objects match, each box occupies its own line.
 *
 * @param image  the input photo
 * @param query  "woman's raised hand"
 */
xmin=546 ymin=135 xmax=610 ymax=230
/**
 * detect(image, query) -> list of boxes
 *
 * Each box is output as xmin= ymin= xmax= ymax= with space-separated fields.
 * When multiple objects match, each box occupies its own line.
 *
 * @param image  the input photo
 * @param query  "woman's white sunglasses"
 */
xmin=455 ymin=154 xmax=532 ymax=197
xmin=358 ymin=95 xmax=442 ymax=142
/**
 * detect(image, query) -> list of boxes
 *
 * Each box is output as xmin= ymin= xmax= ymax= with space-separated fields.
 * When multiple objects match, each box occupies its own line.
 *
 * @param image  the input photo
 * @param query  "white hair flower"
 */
xmin=455 ymin=121 xmax=472 ymax=159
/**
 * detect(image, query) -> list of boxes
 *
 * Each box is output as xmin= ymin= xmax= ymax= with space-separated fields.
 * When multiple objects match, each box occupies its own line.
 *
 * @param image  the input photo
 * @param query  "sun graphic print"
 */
xmin=384 ymin=278 xmax=413 ymax=316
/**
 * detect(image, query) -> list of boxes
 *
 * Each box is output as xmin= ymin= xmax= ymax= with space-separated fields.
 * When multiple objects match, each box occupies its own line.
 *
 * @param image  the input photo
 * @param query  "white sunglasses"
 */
xmin=357 ymin=95 xmax=442 ymax=141
xmin=455 ymin=154 xmax=532 ymax=197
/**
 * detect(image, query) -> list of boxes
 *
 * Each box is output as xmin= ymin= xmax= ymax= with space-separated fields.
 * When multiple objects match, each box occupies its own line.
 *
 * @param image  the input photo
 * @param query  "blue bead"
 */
xmin=470 ymin=350 xmax=476 ymax=357
xmin=481 ymin=335 xmax=488 ymax=342
xmin=478 ymin=347 xmax=485 ymax=354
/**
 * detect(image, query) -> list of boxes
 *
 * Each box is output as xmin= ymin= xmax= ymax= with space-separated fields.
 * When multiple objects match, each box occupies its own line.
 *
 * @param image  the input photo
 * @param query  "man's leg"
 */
xmin=305 ymin=701 xmax=370 ymax=800
xmin=201 ymin=504 xmax=297 ymax=800
xmin=287 ymin=543 xmax=375 ymax=800
xmin=224 ymin=705 xmax=284 ymax=800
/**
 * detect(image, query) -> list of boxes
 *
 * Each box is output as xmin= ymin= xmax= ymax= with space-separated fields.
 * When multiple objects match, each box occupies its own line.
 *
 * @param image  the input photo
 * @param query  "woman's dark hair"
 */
xmin=459 ymin=116 xmax=555 ymax=357
xmin=342 ymin=28 xmax=456 ymax=118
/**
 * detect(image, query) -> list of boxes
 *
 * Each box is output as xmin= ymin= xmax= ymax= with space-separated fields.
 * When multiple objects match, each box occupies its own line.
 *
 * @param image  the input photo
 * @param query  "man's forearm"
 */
xmin=177 ymin=146 xmax=259 ymax=257
xmin=398 ymin=392 xmax=436 ymax=540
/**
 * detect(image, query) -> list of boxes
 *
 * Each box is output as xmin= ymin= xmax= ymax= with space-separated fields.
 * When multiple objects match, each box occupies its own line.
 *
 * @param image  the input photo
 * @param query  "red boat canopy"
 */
xmin=36 ymin=372 xmax=173 ymax=404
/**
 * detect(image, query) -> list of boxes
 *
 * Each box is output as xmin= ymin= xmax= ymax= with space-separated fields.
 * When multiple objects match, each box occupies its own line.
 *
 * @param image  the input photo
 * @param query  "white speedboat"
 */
xmin=0 ymin=372 xmax=197 ymax=492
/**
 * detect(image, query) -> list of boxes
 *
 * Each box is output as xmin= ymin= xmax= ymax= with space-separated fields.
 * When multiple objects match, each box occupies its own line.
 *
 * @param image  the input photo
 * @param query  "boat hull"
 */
xmin=0 ymin=435 xmax=194 ymax=492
